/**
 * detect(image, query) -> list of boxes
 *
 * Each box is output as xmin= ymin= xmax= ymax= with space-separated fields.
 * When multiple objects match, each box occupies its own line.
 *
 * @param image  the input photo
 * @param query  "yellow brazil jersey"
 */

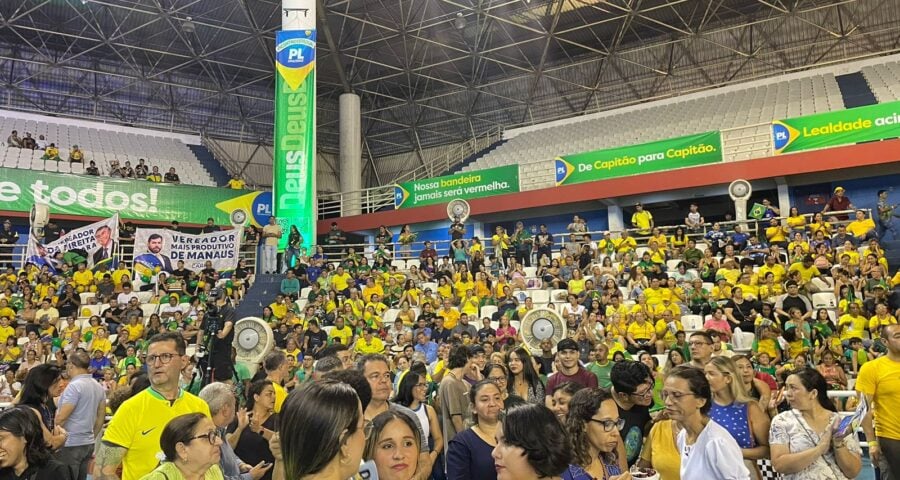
xmin=808 ymin=221 xmax=832 ymax=236
xmin=754 ymin=338 xmax=780 ymax=359
xmin=568 ymin=278 xmax=586 ymax=295
xmin=0 ymin=325 xmax=14 ymax=345
xmin=605 ymin=304 xmax=628 ymax=320
xmin=786 ymin=215 xmax=806 ymax=229
xmin=362 ymin=285 xmax=384 ymax=302
xmin=737 ymin=283 xmax=759 ymax=299
xmin=614 ymin=237 xmax=637 ymax=254
xmin=439 ymin=308 xmax=460 ymax=330
xmin=653 ymin=303 xmax=681 ymax=319
xmin=460 ymin=296 xmax=479 ymax=316
xmin=788 ymin=240 xmax=810 ymax=254
xmin=758 ymin=264 xmax=786 ymax=284
xmin=332 ymin=272 xmax=353 ymax=292
xmin=766 ymin=226 xmax=788 ymax=243
xmin=627 ymin=321 xmax=655 ymax=340
xmin=112 ymin=268 xmax=131 ymax=286
xmin=437 ymin=284 xmax=453 ymax=300
xmin=643 ymin=287 xmax=664 ymax=307
xmin=856 ymin=356 xmax=900 ymax=440
xmin=716 ymin=267 xmax=740 ymax=286
xmin=102 ymin=388 xmax=211 ymax=480
xmin=788 ymin=263 xmax=820 ymax=283
xmin=271 ymin=381 xmax=286 ymax=413
xmin=270 ymin=302 xmax=287 ymax=319
xmin=492 ymin=233 xmax=510 ymax=250
xmin=869 ymin=315 xmax=897 ymax=339
xmin=650 ymin=234 xmax=668 ymax=251
xmin=354 ymin=337 xmax=385 ymax=356
xmin=91 ymin=338 xmax=112 ymax=355
xmin=839 ymin=314 xmax=868 ymax=341
xmin=329 ymin=325 xmax=354 ymax=346
xmin=655 ymin=319 xmax=683 ymax=343
xmin=124 ymin=323 xmax=144 ymax=342
xmin=847 ymin=219 xmax=876 ymax=238
xmin=73 ymin=270 xmax=94 ymax=287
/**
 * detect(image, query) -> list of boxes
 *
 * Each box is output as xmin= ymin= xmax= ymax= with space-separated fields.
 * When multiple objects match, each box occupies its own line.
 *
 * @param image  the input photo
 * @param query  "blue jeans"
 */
xmin=283 ymin=247 xmax=300 ymax=272
xmin=877 ymin=218 xmax=897 ymax=241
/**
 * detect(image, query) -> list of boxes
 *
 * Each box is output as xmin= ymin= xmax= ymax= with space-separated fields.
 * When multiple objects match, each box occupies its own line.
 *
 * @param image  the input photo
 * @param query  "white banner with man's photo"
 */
xmin=24 ymin=214 xmax=119 ymax=270
xmin=132 ymin=227 xmax=243 ymax=284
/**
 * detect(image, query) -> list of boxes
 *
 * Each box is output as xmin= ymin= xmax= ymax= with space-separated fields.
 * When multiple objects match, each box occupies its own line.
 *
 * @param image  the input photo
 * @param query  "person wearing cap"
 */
xmin=846 ymin=209 xmax=877 ymax=241
xmin=545 ymin=338 xmax=598 ymax=406
xmin=822 ymin=186 xmax=854 ymax=220
xmin=631 ymin=203 xmax=654 ymax=236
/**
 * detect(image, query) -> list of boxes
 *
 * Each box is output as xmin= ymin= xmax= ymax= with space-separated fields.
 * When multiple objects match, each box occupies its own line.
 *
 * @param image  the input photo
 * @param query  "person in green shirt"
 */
xmin=587 ymin=343 xmax=614 ymax=388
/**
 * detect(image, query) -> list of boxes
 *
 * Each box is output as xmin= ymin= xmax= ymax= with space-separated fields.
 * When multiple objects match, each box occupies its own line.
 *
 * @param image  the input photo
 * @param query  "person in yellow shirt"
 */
xmin=855 ymin=323 xmax=900 ymax=471
xmin=788 ymin=255 xmax=831 ymax=292
xmin=654 ymin=310 xmax=683 ymax=353
xmin=787 ymin=232 xmax=809 ymax=254
xmin=0 ymin=300 xmax=14 ymax=323
xmin=631 ymin=203 xmax=654 ymax=235
xmin=73 ymin=263 xmax=95 ymax=293
xmin=785 ymin=206 xmax=807 ymax=232
xmin=765 ymin=218 xmax=789 ymax=247
xmin=437 ymin=299 xmax=461 ymax=330
xmin=269 ymin=296 xmax=288 ymax=320
xmin=354 ymin=328 xmax=385 ymax=355
xmin=226 ymin=175 xmax=245 ymax=189
xmin=0 ymin=317 xmax=14 ymax=345
xmin=492 ymin=226 xmax=511 ymax=267
xmin=328 ymin=317 xmax=354 ymax=346
xmin=111 ymin=263 xmax=131 ymax=286
xmin=613 ymin=231 xmax=637 ymax=257
xmin=839 ymin=302 xmax=869 ymax=342
xmin=643 ymin=278 xmax=665 ymax=307
xmin=626 ymin=312 xmax=656 ymax=353
xmin=758 ymin=256 xmax=786 ymax=284
xmin=362 ymin=278 xmax=384 ymax=302
xmin=846 ymin=209 xmax=877 ymax=241
xmin=331 ymin=266 xmax=353 ymax=295
xmin=124 ymin=315 xmax=145 ymax=342
xmin=869 ymin=303 xmax=897 ymax=340
xmin=649 ymin=228 xmax=668 ymax=252
xmin=89 ymin=327 xmax=113 ymax=355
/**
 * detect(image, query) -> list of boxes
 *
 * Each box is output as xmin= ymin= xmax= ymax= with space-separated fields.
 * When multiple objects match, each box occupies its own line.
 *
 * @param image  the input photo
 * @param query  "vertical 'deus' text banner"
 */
xmin=274 ymin=0 xmax=316 ymax=253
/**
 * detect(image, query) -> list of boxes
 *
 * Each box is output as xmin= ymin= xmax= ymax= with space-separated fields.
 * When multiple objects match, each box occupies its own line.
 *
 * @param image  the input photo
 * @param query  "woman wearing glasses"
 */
xmin=393 ymin=372 xmax=443 ymax=474
xmin=663 ymin=365 xmax=750 ymax=479
xmin=142 ymin=412 xmax=224 ymax=480
xmin=227 ymin=381 xmax=278 ymax=480
xmin=563 ymin=388 xmax=626 ymax=480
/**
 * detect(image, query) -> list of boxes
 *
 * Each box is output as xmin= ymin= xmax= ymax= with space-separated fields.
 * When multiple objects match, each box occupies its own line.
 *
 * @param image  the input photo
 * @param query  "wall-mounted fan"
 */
xmin=233 ymin=317 xmax=275 ymax=377
xmin=446 ymin=199 xmax=471 ymax=223
xmin=520 ymin=308 xmax=567 ymax=355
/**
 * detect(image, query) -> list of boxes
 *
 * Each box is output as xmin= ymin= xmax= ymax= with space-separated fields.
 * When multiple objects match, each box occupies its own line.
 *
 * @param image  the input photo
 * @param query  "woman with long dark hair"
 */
xmin=492 ymin=403 xmax=572 ymax=480
xmin=0 ymin=406 xmax=72 ymax=480
xmin=505 ymin=347 xmax=545 ymax=405
xmin=278 ymin=380 xmax=365 ymax=480
xmin=769 ymin=368 xmax=861 ymax=479
xmin=14 ymin=364 xmax=67 ymax=450
xmin=228 ymin=380 xmax=278 ymax=480
xmin=393 ymin=371 xmax=442 ymax=470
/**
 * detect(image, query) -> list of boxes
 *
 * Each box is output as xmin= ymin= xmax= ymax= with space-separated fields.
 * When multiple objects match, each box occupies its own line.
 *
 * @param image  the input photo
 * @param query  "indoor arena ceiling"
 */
xmin=1 ymin=0 xmax=900 ymax=185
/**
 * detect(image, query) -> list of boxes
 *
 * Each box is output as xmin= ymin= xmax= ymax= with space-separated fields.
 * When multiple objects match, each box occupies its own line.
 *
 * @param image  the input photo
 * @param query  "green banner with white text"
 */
xmin=0 ymin=166 xmax=272 ymax=225
xmin=555 ymin=131 xmax=723 ymax=185
xmin=773 ymin=100 xmax=900 ymax=154
xmin=394 ymin=165 xmax=519 ymax=209
xmin=273 ymin=29 xmax=317 ymax=251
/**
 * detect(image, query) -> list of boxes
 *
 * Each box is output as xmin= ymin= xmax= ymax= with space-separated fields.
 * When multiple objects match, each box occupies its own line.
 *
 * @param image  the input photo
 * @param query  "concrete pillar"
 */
xmin=775 ymin=177 xmax=791 ymax=218
xmin=340 ymin=93 xmax=362 ymax=216
xmin=607 ymin=204 xmax=625 ymax=233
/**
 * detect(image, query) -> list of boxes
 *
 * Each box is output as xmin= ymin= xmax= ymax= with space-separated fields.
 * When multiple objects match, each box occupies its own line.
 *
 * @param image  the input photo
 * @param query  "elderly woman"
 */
xmin=769 ymin=368 xmax=861 ymax=480
xmin=141 ymin=413 xmax=223 ymax=480
xmin=664 ymin=365 xmax=750 ymax=479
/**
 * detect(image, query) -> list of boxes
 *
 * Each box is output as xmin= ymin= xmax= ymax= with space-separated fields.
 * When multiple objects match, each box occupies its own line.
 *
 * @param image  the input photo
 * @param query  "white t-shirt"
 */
xmin=677 ymin=418 xmax=750 ymax=480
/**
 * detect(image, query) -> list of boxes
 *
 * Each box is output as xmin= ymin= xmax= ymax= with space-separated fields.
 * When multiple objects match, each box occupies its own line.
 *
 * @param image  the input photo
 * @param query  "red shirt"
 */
xmin=546 ymin=366 xmax=598 ymax=395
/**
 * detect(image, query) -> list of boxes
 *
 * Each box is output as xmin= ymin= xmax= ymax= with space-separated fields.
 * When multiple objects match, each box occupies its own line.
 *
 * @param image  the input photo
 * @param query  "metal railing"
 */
xmin=293 ymin=208 xmax=870 ymax=265
xmin=317 ymin=126 xmax=504 ymax=219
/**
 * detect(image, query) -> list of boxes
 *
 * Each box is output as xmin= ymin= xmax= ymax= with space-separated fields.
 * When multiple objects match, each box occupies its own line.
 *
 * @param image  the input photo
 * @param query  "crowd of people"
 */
xmin=0 ymin=186 xmax=897 ymax=480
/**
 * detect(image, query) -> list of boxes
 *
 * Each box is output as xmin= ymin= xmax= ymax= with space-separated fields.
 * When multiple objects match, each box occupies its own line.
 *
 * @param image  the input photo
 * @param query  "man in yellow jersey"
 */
xmin=263 ymin=351 xmax=289 ymax=413
xmin=846 ymin=209 xmax=877 ymax=241
xmin=631 ymin=203 xmax=654 ymax=235
xmin=857 ymin=324 xmax=900 ymax=477
xmin=95 ymin=333 xmax=210 ymax=480
xmin=437 ymin=298 xmax=460 ymax=330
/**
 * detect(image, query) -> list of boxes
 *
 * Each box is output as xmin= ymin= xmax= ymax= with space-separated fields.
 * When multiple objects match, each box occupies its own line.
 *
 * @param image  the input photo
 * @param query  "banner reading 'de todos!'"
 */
xmin=24 ymin=215 xmax=119 ymax=270
xmin=394 ymin=165 xmax=519 ymax=209
xmin=132 ymin=228 xmax=242 ymax=283
xmin=773 ymin=100 xmax=900 ymax=154
xmin=0 ymin=166 xmax=272 ymax=226
xmin=555 ymin=131 xmax=723 ymax=186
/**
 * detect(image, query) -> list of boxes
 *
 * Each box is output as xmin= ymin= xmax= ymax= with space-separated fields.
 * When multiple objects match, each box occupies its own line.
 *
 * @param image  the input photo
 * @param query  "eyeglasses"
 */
xmin=488 ymin=376 xmax=507 ymax=384
xmin=630 ymin=385 xmax=654 ymax=398
xmin=688 ymin=341 xmax=711 ymax=347
xmin=186 ymin=431 xmax=219 ymax=445
xmin=146 ymin=353 xmax=177 ymax=365
xmin=660 ymin=390 xmax=696 ymax=402
xmin=589 ymin=418 xmax=625 ymax=432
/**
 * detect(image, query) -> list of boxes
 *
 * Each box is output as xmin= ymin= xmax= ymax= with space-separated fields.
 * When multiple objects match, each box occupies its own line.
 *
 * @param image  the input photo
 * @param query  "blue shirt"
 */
xmin=414 ymin=341 xmax=438 ymax=363
xmin=58 ymin=373 xmax=106 ymax=446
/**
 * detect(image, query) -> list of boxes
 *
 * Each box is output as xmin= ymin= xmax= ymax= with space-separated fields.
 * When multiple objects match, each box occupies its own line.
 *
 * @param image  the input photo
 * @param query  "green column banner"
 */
xmin=0 ymin=166 xmax=271 ymax=225
xmin=394 ymin=165 xmax=520 ymax=209
xmin=773 ymin=100 xmax=900 ymax=154
xmin=274 ymin=29 xmax=316 ymax=251
xmin=555 ymin=131 xmax=723 ymax=185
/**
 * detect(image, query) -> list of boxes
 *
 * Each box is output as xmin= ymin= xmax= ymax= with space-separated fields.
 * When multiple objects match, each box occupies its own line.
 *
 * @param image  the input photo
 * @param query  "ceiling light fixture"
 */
xmin=454 ymin=12 xmax=466 ymax=30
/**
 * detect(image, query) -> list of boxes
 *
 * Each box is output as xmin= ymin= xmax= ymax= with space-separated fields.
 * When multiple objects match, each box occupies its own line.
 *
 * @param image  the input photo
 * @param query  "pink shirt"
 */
xmin=704 ymin=317 xmax=733 ymax=340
